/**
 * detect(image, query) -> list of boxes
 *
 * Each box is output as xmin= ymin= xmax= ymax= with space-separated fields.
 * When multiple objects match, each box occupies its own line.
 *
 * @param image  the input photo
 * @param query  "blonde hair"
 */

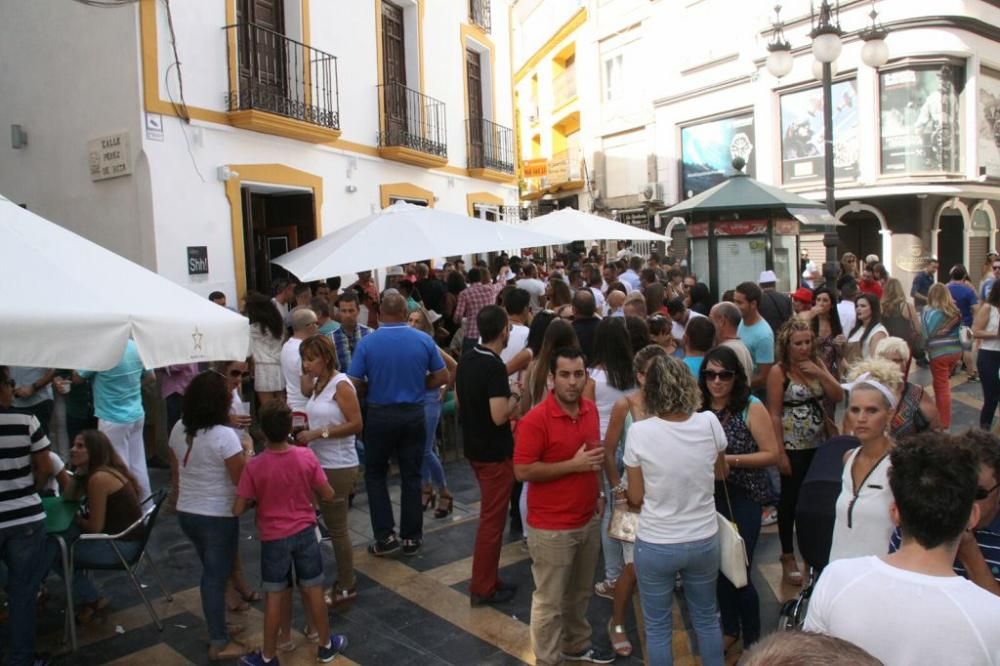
xmin=880 ymin=278 xmax=907 ymax=315
xmin=408 ymin=307 xmax=434 ymax=335
xmin=844 ymin=358 xmax=904 ymax=406
xmin=776 ymin=316 xmax=819 ymax=368
xmin=642 ymin=355 xmax=701 ymax=416
xmin=874 ymin=336 xmax=910 ymax=362
xmin=633 ymin=344 xmax=668 ymax=375
xmin=927 ymin=283 xmax=960 ymax=320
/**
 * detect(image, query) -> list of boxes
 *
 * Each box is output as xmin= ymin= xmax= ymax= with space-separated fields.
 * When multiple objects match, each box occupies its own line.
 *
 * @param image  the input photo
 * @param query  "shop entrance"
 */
xmin=837 ymin=211 xmax=881 ymax=264
xmin=937 ymin=212 xmax=964 ymax=281
xmin=241 ymin=185 xmax=317 ymax=295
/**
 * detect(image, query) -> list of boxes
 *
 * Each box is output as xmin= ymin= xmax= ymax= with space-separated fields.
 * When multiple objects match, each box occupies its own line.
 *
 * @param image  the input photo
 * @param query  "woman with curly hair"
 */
xmin=767 ymin=318 xmax=843 ymax=586
xmin=625 ymin=354 xmax=728 ymax=666
xmin=245 ymin=291 xmax=286 ymax=406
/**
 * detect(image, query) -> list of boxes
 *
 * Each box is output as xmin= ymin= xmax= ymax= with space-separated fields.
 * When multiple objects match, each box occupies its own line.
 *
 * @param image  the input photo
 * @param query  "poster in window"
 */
xmin=680 ymin=114 xmax=755 ymax=198
xmin=979 ymin=70 xmax=1000 ymax=178
xmin=880 ymin=65 xmax=963 ymax=174
xmin=780 ymin=80 xmax=859 ymax=183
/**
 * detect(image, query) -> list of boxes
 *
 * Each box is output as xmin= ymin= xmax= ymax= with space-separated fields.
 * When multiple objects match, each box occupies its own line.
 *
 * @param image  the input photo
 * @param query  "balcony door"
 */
xmin=382 ymin=1 xmax=407 ymax=142
xmin=238 ymin=0 xmax=287 ymax=110
xmin=466 ymin=49 xmax=484 ymax=163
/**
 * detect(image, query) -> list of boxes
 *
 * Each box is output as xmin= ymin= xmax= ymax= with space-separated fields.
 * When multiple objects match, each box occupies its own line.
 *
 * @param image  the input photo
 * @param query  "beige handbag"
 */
xmin=717 ymin=481 xmax=749 ymax=588
xmin=607 ymin=492 xmax=639 ymax=543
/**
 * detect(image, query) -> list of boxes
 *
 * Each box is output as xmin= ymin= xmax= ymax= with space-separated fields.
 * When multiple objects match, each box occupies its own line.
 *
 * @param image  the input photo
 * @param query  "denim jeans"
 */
xmin=260 ymin=525 xmax=324 ymax=592
xmin=978 ymin=349 xmax=1000 ymax=429
xmin=635 ymin=534 xmax=723 ymax=666
xmin=715 ymin=482 xmax=762 ymax=646
xmin=0 ymin=520 xmax=48 ymax=665
xmin=421 ymin=397 xmax=447 ymax=489
xmin=599 ymin=475 xmax=624 ymax=582
xmin=52 ymin=525 xmax=143 ymax=605
xmin=178 ymin=512 xmax=239 ymax=647
xmin=364 ymin=403 xmax=426 ymax=542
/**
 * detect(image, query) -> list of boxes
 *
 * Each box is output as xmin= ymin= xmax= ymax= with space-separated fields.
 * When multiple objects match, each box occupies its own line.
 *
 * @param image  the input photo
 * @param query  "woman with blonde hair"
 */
xmin=767 ymin=318 xmax=844 ymax=585
xmin=921 ymin=283 xmax=962 ymax=429
xmin=873 ymin=337 xmax=941 ymax=437
xmin=839 ymin=252 xmax=859 ymax=281
xmin=829 ymin=358 xmax=903 ymax=562
xmin=625 ymin=354 xmax=728 ymax=666
xmin=880 ymin=278 xmax=921 ymax=361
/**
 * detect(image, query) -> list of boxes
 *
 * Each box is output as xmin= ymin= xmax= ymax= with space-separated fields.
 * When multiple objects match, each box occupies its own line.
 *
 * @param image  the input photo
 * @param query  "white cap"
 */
xmin=386 ymin=265 xmax=405 ymax=276
xmin=426 ymin=309 xmax=443 ymax=324
xmin=759 ymin=270 xmax=778 ymax=283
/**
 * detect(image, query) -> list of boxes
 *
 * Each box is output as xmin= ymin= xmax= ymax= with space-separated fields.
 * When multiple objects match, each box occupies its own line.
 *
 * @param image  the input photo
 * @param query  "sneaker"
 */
xmin=367 ymin=534 xmax=400 ymax=557
xmin=761 ymin=506 xmax=778 ymax=526
xmin=968 ymin=373 xmax=981 ymax=383
xmin=593 ymin=578 xmax=617 ymax=600
xmin=317 ymin=634 xmax=348 ymax=663
xmin=401 ymin=538 xmax=422 ymax=556
xmin=561 ymin=646 xmax=616 ymax=664
xmin=239 ymin=651 xmax=279 ymax=666
xmin=470 ymin=586 xmax=516 ymax=607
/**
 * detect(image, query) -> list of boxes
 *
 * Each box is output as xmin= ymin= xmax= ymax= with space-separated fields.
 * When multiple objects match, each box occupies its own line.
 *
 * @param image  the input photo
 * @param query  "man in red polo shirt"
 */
xmin=513 ymin=348 xmax=614 ymax=665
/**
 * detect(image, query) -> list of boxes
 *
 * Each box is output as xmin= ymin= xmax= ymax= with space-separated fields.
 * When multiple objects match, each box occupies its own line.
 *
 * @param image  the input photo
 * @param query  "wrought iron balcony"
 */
xmin=224 ymin=23 xmax=340 ymax=138
xmin=467 ymin=117 xmax=514 ymax=176
xmin=377 ymin=82 xmax=448 ymax=162
xmin=470 ymin=0 xmax=491 ymax=32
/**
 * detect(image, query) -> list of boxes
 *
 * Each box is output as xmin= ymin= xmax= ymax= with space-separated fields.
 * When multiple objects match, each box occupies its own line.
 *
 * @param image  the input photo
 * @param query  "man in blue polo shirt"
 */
xmin=348 ymin=293 xmax=449 ymax=557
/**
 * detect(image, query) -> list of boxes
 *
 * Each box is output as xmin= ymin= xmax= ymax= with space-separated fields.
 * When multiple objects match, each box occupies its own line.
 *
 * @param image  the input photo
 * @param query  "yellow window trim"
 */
xmin=466 ymin=192 xmax=504 ymax=217
xmin=513 ymin=8 xmax=587 ymax=84
xmin=224 ymin=164 xmax=323 ymax=302
xmin=380 ymin=182 xmax=435 ymax=209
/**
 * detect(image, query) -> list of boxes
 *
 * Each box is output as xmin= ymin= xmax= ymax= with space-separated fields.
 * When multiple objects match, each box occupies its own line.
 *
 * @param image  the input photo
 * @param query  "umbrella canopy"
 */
xmin=271 ymin=201 xmax=563 ymax=282
xmin=519 ymin=208 xmax=665 ymax=242
xmin=0 ymin=194 xmax=249 ymax=371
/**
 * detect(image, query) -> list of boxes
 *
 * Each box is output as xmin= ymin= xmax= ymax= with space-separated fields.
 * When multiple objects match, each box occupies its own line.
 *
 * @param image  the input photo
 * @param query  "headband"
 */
xmin=841 ymin=372 xmax=897 ymax=409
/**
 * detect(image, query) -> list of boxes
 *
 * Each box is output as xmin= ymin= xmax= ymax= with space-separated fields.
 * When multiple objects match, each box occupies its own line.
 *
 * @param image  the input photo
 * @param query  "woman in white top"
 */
xmin=246 ymin=292 xmax=286 ymax=406
xmin=294 ymin=335 xmax=363 ymax=607
xmin=168 ymin=371 xmax=247 ymax=661
xmin=845 ymin=294 xmax=888 ymax=364
xmin=625 ymin=355 xmax=727 ymax=666
xmin=973 ymin=277 xmax=1000 ymax=429
xmin=583 ymin=317 xmax=638 ymax=599
xmin=829 ymin=359 xmax=902 ymax=563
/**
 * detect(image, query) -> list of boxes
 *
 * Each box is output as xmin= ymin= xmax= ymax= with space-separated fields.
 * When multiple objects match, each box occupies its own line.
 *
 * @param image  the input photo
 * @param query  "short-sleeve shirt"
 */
xmin=348 ymin=323 xmax=445 ymax=405
xmin=456 ymin=346 xmax=513 ymax=462
xmin=513 ymin=393 xmax=600 ymax=530
xmin=889 ymin=512 xmax=1000 ymax=585
xmin=684 ymin=356 xmax=704 ymax=377
xmin=10 ymin=367 xmax=53 ymax=409
xmin=947 ymin=282 xmax=978 ymax=326
xmin=911 ymin=271 xmax=935 ymax=299
xmin=77 ymin=339 xmax=147 ymax=424
xmin=168 ymin=422 xmax=242 ymax=517
xmin=281 ymin=337 xmax=306 ymax=410
xmin=737 ymin=319 xmax=775 ymax=372
xmin=237 ymin=446 xmax=327 ymax=542
xmin=0 ymin=409 xmax=49 ymax=529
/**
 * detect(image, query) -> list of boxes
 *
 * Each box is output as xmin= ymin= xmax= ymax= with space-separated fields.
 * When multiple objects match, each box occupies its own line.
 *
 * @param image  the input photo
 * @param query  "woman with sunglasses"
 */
xmin=767 ymin=318 xmax=844 ymax=585
xmin=699 ymin=346 xmax=779 ymax=653
xmin=840 ymin=252 xmax=859 ymax=281
xmin=829 ymin=359 xmax=902 ymax=563
xmin=973 ymin=279 xmax=1000 ymax=430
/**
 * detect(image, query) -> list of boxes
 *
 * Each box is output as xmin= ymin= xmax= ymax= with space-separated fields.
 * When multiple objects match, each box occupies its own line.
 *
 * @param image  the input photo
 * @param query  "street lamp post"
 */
xmin=766 ymin=1 xmax=889 ymax=289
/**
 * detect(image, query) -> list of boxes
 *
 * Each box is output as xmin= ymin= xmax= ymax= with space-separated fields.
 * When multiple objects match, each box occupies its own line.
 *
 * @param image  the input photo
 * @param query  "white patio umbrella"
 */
xmin=520 ymin=207 xmax=665 ymax=242
xmin=271 ymin=201 xmax=563 ymax=282
xmin=0 ymin=194 xmax=249 ymax=370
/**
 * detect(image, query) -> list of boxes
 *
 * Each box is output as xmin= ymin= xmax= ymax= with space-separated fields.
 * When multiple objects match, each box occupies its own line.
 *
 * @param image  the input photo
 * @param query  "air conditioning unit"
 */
xmin=642 ymin=182 xmax=664 ymax=201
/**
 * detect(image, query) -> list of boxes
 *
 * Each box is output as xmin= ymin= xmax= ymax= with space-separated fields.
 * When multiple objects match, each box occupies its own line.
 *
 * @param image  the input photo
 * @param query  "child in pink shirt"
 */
xmin=234 ymin=402 xmax=346 ymax=665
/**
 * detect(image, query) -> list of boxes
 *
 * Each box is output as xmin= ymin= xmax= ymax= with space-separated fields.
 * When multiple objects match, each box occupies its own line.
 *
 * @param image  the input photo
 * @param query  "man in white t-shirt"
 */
xmin=666 ymin=297 xmax=706 ymax=345
xmin=281 ymin=307 xmax=319 ymax=411
xmin=804 ymin=433 xmax=1000 ymax=666
xmin=499 ymin=288 xmax=532 ymax=375
xmin=515 ymin=263 xmax=547 ymax=313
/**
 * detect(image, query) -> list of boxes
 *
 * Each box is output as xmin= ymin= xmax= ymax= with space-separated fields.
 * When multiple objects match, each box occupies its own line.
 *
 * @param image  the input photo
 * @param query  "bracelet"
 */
xmin=734 ymin=456 xmax=740 ymax=468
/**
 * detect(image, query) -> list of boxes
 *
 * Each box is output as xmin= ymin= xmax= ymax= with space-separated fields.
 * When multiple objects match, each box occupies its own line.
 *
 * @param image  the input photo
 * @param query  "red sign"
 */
xmin=687 ymin=221 xmax=769 ymax=237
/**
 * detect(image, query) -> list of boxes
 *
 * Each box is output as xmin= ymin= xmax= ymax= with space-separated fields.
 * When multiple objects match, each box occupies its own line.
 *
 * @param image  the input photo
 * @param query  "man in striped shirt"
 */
xmin=0 ymin=365 xmax=54 ymax=665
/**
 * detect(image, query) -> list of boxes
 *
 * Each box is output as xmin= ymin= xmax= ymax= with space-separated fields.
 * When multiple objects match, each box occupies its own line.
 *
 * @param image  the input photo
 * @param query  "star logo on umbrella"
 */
xmin=192 ymin=327 xmax=204 ymax=351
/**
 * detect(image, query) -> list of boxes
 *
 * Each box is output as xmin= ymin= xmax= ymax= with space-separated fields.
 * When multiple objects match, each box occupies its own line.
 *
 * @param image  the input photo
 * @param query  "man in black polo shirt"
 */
xmin=457 ymin=305 xmax=520 ymax=606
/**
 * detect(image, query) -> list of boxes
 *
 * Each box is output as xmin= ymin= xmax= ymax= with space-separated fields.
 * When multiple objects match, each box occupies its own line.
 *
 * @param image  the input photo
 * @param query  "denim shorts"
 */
xmin=260 ymin=525 xmax=325 ymax=592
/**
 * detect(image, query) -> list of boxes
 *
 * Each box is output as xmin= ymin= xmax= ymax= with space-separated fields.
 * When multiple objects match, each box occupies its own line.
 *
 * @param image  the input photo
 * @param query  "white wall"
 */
xmin=0 ymin=0 xmax=151 ymax=266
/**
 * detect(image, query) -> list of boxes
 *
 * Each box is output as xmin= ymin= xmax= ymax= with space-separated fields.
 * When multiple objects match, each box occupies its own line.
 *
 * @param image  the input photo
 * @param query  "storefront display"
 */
xmin=680 ymin=113 xmax=755 ymax=198
xmin=880 ymin=64 xmax=963 ymax=173
xmin=780 ymin=79 xmax=859 ymax=183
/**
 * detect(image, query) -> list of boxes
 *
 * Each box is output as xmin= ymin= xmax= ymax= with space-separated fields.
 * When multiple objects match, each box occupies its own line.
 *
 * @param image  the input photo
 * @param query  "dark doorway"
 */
xmin=837 ymin=212 xmax=881 ymax=264
xmin=241 ymin=188 xmax=316 ymax=295
xmin=237 ymin=0 xmax=287 ymax=110
xmin=937 ymin=213 xmax=964 ymax=282
xmin=466 ymin=49 xmax=484 ymax=155
xmin=381 ymin=1 xmax=407 ymax=143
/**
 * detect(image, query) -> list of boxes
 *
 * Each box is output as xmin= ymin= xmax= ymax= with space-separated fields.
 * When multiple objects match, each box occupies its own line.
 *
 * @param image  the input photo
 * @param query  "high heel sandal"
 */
xmin=434 ymin=493 xmax=453 ymax=519
xmin=422 ymin=488 xmax=437 ymax=511
xmin=780 ymin=553 xmax=803 ymax=586
xmin=607 ymin=618 xmax=632 ymax=657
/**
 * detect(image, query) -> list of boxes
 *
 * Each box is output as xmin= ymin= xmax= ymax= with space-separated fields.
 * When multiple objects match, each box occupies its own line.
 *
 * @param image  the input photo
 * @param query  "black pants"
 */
xmin=715 ymin=482 xmax=762 ymax=645
xmin=23 ymin=400 xmax=54 ymax=438
xmin=778 ymin=448 xmax=817 ymax=555
xmin=165 ymin=393 xmax=184 ymax=437
xmin=978 ymin=349 xmax=1000 ymax=429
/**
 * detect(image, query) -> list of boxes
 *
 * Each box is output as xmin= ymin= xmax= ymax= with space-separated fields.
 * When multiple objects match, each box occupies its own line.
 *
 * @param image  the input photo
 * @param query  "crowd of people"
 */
xmin=2 ymin=245 xmax=1000 ymax=665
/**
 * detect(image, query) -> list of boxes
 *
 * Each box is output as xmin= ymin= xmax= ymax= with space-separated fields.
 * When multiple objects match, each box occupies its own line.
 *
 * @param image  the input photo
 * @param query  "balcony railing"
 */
xmin=470 ymin=0 xmax=491 ymax=32
xmin=549 ymin=147 xmax=582 ymax=184
xmin=466 ymin=117 xmax=514 ymax=174
xmin=225 ymin=23 xmax=340 ymax=130
xmin=377 ymin=82 xmax=448 ymax=158
xmin=553 ymin=65 xmax=577 ymax=109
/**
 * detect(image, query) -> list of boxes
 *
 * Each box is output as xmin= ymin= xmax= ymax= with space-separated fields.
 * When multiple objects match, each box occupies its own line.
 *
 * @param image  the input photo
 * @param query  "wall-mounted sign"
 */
xmin=680 ymin=113 xmax=755 ymax=199
xmin=687 ymin=221 xmax=768 ymax=237
xmin=187 ymin=246 xmax=209 ymax=275
xmin=880 ymin=65 xmax=963 ymax=174
xmin=780 ymin=80 xmax=859 ymax=183
xmin=145 ymin=113 xmax=164 ymax=142
xmin=522 ymin=158 xmax=549 ymax=178
xmin=87 ymin=132 xmax=132 ymax=181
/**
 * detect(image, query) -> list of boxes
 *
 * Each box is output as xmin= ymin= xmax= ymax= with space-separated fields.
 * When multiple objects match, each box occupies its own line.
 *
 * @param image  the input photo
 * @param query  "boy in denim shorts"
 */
xmin=234 ymin=402 xmax=347 ymax=665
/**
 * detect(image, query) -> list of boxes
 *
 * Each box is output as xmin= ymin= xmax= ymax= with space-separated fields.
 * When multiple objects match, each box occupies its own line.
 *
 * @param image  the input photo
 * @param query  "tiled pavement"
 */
xmin=33 ymin=364 xmax=983 ymax=665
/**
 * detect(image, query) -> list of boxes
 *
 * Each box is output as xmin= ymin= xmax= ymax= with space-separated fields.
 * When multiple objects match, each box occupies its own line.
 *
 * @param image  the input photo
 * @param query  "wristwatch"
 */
xmin=322 ymin=428 xmax=330 ymax=439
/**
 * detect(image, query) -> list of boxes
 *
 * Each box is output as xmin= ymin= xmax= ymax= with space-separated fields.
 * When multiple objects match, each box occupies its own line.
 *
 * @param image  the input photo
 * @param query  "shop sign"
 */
xmin=780 ymin=80 xmax=859 ymax=183
xmin=187 ymin=246 xmax=209 ymax=275
xmin=680 ymin=113 xmax=755 ymax=199
xmin=87 ymin=132 xmax=132 ymax=181
xmin=687 ymin=221 xmax=768 ymax=237
xmin=522 ymin=159 xmax=548 ymax=178
xmin=895 ymin=242 xmax=930 ymax=273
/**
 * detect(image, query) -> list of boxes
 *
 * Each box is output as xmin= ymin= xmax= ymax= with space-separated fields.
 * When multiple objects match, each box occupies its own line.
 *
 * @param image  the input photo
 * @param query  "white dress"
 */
xmin=828 ymin=448 xmax=894 ymax=563
xmin=249 ymin=325 xmax=285 ymax=392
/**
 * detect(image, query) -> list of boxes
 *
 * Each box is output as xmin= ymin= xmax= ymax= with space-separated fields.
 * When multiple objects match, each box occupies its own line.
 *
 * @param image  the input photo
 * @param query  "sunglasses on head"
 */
xmin=702 ymin=370 xmax=736 ymax=382
xmin=975 ymin=481 xmax=1000 ymax=501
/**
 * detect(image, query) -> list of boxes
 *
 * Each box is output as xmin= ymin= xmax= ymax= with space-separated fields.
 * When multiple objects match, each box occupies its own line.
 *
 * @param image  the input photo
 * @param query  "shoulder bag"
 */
xmin=607 ymin=492 xmax=639 ymax=543
xmin=717 ymin=479 xmax=749 ymax=588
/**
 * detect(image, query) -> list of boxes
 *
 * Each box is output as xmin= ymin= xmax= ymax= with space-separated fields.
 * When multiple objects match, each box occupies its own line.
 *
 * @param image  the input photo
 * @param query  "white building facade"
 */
xmin=0 ymin=0 xmax=518 ymax=302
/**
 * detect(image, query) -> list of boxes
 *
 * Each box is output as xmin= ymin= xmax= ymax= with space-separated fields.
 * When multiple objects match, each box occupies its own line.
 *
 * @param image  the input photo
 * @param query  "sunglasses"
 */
xmin=975 ymin=481 xmax=1000 ymax=501
xmin=702 ymin=370 xmax=736 ymax=382
xmin=992 ymin=266 xmax=1000 ymax=271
